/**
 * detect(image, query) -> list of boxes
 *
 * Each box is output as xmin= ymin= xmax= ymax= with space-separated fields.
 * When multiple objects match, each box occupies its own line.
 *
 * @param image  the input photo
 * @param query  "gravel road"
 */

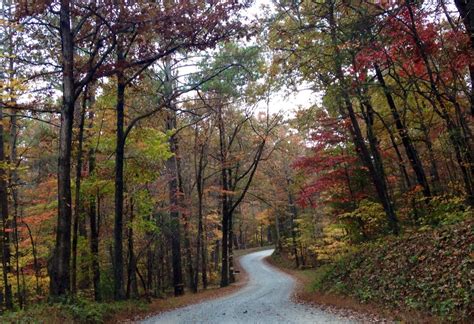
xmin=142 ymin=249 xmax=356 ymax=324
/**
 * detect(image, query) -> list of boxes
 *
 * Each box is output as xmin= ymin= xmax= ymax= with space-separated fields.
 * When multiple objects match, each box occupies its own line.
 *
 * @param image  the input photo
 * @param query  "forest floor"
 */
xmin=0 ymin=246 xmax=268 ymax=324
xmin=269 ymin=219 xmax=474 ymax=323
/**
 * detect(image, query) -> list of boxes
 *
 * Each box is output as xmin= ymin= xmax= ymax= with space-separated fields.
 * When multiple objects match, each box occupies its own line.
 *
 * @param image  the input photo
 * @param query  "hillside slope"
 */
xmin=275 ymin=219 xmax=474 ymax=322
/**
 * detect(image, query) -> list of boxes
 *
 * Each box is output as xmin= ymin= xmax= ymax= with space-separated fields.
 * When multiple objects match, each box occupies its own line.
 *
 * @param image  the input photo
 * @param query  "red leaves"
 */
xmin=293 ymin=114 xmax=366 ymax=209
xmin=353 ymin=5 xmax=472 ymax=85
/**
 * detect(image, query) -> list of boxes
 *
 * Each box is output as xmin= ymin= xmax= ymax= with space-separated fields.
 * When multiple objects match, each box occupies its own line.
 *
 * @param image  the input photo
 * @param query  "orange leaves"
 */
xmin=206 ymin=186 xmax=236 ymax=196
xmin=255 ymin=208 xmax=272 ymax=225
xmin=22 ymin=210 xmax=55 ymax=227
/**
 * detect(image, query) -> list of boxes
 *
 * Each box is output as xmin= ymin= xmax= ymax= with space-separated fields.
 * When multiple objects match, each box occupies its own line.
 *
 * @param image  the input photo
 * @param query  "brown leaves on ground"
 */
xmin=268 ymin=219 xmax=474 ymax=323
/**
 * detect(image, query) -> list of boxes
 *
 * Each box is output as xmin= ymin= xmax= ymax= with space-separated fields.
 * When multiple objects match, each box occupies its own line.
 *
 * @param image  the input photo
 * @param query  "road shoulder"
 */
xmin=110 ymin=249 xmax=258 ymax=323
xmin=264 ymin=254 xmax=388 ymax=323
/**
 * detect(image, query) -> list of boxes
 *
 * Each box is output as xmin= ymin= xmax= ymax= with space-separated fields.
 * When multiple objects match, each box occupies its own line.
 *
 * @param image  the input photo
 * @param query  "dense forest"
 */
xmin=0 ymin=0 xmax=472 ymax=321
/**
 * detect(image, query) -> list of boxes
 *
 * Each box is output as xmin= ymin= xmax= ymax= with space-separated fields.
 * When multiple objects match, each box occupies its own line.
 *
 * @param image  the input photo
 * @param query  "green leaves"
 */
xmin=195 ymin=42 xmax=265 ymax=100
xmin=119 ymin=127 xmax=172 ymax=185
xmin=128 ymin=127 xmax=172 ymax=162
xmin=130 ymin=189 xmax=159 ymax=235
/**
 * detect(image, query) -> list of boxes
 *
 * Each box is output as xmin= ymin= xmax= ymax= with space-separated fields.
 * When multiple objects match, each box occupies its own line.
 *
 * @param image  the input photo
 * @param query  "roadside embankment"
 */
xmin=269 ymin=219 xmax=473 ymax=323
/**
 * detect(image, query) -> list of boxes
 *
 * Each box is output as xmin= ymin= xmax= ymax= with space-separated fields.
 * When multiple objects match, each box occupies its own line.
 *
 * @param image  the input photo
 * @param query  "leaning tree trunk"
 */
xmin=24 ymin=221 xmax=40 ymax=295
xmin=327 ymin=0 xmax=398 ymax=233
xmin=454 ymin=0 xmax=474 ymax=116
xmin=374 ymin=64 xmax=431 ymax=198
xmin=406 ymin=2 xmax=474 ymax=205
xmin=361 ymin=97 xmax=396 ymax=213
xmin=351 ymin=96 xmax=398 ymax=233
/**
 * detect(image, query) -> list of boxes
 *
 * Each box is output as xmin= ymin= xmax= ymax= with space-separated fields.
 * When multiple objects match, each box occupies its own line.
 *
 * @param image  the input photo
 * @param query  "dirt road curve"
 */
xmin=142 ymin=249 xmax=355 ymax=324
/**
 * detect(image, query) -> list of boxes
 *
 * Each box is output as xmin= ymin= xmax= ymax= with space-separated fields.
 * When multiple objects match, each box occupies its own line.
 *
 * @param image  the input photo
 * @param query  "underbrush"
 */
xmin=0 ymin=298 xmax=148 ymax=324
xmin=310 ymin=219 xmax=474 ymax=321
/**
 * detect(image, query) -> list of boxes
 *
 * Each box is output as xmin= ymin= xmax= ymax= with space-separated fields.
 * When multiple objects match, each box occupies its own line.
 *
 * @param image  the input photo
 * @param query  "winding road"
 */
xmin=142 ymin=249 xmax=355 ymax=324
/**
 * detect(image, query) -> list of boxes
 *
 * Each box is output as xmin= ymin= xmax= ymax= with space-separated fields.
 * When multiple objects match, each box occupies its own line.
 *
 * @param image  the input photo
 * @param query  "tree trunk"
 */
xmin=182 ymin=214 xmax=195 ymax=292
xmin=72 ymin=92 xmax=87 ymax=294
xmin=126 ymin=198 xmax=138 ymax=299
xmin=166 ymin=114 xmax=185 ymax=296
xmin=220 ymin=208 xmax=230 ymax=287
xmin=194 ymin=135 xmax=206 ymax=291
xmin=11 ymin=131 xmax=22 ymax=308
xmin=228 ymin=207 xmax=235 ymax=283
xmin=176 ymin=152 xmax=195 ymax=292
xmin=87 ymin=105 xmax=101 ymax=301
xmin=113 ymin=60 xmax=126 ymax=300
xmin=194 ymin=187 xmax=204 ymax=291
xmin=6 ymin=8 xmax=19 ymax=307
xmin=146 ymin=239 xmax=153 ymax=297
xmin=0 ymin=97 xmax=12 ymax=309
xmin=214 ymin=240 xmax=219 ymax=273
xmin=218 ymin=104 xmax=230 ymax=287
xmin=201 ymin=218 xmax=208 ymax=289
xmin=358 ymin=97 xmax=398 ymax=232
xmin=286 ymin=177 xmax=300 ymax=268
xmin=274 ymin=212 xmax=282 ymax=253
xmin=50 ymin=0 xmax=75 ymax=297
xmin=89 ymin=194 xmax=100 ymax=301
xmin=162 ymin=57 xmax=185 ymax=296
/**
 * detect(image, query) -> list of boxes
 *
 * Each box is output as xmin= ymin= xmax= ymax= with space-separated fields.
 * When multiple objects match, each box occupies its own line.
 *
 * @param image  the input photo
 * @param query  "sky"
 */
xmin=249 ymin=0 xmax=316 ymax=118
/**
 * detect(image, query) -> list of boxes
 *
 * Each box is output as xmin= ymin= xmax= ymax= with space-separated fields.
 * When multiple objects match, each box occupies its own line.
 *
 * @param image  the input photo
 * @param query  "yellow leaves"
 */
xmin=255 ymin=208 xmax=272 ymax=225
xmin=0 ymin=77 xmax=27 ymax=102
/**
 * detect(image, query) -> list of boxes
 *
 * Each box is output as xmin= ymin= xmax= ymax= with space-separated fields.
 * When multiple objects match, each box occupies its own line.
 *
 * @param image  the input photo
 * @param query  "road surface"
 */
xmin=142 ymin=249 xmax=355 ymax=324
